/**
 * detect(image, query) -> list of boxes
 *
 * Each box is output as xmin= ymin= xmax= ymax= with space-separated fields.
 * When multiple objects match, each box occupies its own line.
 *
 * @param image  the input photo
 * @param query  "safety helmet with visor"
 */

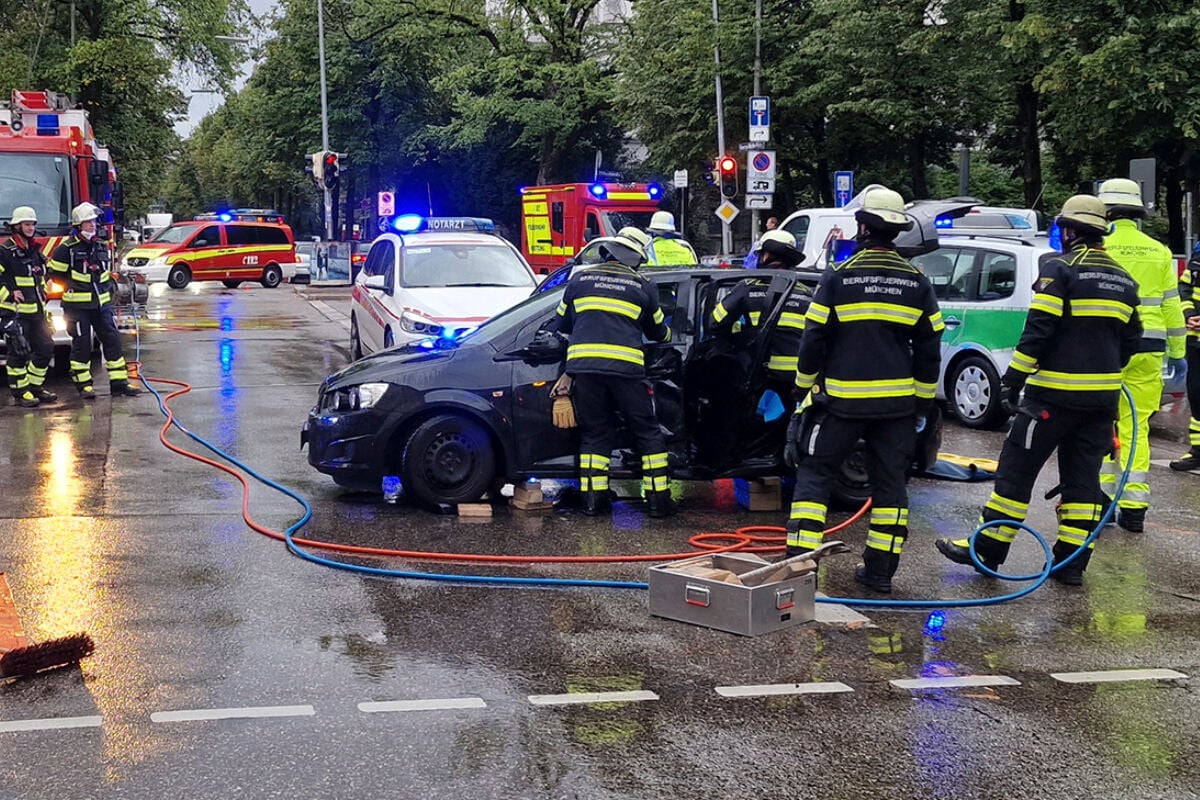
xmin=7 ymin=206 xmax=37 ymax=227
xmin=1055 ymin=195 xmax=1110 ymax=238
xmin=854 ymin=188 xmax=913 ymax=233
xmin=616 ymin=226 xmax=651 ymax=252
xmin=647 ymin=211 xmax=677 ymax=233
xmin=598 ymin=233 xmax=646 ymax=269
xmin=1096 ymin=178 xmax=1147 ymax=219
xmin=755 ymin=229 xmax=804 ymax=268
xmin=71 ymin=202 xmax=102 ymax=227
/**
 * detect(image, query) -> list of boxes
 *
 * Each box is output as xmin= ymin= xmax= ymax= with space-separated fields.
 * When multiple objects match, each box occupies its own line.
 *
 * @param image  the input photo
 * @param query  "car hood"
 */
xmin=324 ymin=339 xmax=468 ymax=389
xmin=123 ymin=243 xmax=174 ymax=260
xmin=400 ymin=287 xmax=534 ymax=322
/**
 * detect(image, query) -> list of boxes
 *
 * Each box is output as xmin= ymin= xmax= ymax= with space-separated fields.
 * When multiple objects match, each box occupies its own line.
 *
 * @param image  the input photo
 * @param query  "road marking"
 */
xmin=1050 ymin=668 xmax=1188 ymax=684
xmin=891 ymin=675 xmax=1021 ymax=690
xmin=150 ymin=705 xmax=316 ymax=723
xmin=358 ymin=698 xmax=487 ymax=713
xmin=0 ymin=715 xmax=103 ymax=733
xmin=528 ymin=690 xmax=659 ymax=706
xmin=716 ymin=682 xmax=854 ymax=698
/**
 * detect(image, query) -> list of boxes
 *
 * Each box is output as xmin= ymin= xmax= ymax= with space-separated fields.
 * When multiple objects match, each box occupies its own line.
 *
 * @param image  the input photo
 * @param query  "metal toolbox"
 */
xmin=647 ymin=552 xmax=816 ymax=636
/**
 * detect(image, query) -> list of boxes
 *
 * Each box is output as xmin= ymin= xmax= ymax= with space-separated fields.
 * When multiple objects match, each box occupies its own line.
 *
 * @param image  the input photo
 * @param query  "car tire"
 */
xmin=222 ymin=280 xmax=242 ymax=289
xmin=383 ymin=328 xmax=395 ymax=349
xmin=949 ymin=353 xmax=1007 ymax=430
xmin=167 ymin=264 xmax=191 ymax=290
xmin=830 ymin=441 xmax=871 ymax=510
xmin=350 ymin=314 xmax=364 ymax=361
xmin=260 ymin=264 xmax=283 ymax=288
xmin=401 ymin=414 xmax=497 ymax=507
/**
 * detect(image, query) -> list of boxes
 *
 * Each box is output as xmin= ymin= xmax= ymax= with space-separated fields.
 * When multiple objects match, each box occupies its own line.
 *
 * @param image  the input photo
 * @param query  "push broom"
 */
xmin=1 ymin=633 xmax=95 ymax=680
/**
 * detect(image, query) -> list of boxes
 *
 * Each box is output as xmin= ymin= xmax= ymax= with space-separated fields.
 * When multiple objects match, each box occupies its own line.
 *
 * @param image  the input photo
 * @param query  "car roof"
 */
xmin=385 ymin=231 xmax=509 ymax=247
xmin=939 ymin=233 xmax=1055 ymax=251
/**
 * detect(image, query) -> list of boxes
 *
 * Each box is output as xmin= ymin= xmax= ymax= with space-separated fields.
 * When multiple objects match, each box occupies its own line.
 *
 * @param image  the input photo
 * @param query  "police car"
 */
xmin=349 ymin=216 xmax=539 ymax=359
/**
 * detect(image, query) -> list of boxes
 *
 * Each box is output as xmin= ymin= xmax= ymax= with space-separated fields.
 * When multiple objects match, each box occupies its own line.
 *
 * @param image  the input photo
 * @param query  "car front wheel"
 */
xmin=401 ymin=414 xmax=497 ymax=507
xmin=950 ymin=354 xmax=1007 ymax=430
xmin=350 ymin=314 xmax=364 ymax=360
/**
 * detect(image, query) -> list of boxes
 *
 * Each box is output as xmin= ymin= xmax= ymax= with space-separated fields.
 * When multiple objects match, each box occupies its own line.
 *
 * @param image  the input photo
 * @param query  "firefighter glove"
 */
xmin=551 ymin=397 xmax=577 ymax=429
xmin=1000 ymin=381 xmax=1022 ymax=417
xmin=1168 ymin=357 xmax=1188 ymax=383
xmin=1 ymin=317 xmax=30 ymax=361
xmin=784 ymin=410 xmax=805 ymax=470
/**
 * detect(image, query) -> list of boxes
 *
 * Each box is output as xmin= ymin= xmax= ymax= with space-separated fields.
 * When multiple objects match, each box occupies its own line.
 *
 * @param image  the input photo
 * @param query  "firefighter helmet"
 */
xmin=71 ymin=202 xmax=101 ymax=226
xmin=648 ymin=211 xmax=677 ymax=232
xmin=855 ymin=187 xmax=913 ymax=232
xmin=599 ymin=234 xmax=645 ymax=268
xmin=1097 ymin=178 xmax=1147 ymax=219
xmin=1056 ymin=195 xmax=1110 ymax=236
xmin=7 ymin=206 xmax=37 ymax=226
xmin=617 ymin=226 xmax=651 ymax=251
xmin=755 ymin=229 xmax=804 ymax=268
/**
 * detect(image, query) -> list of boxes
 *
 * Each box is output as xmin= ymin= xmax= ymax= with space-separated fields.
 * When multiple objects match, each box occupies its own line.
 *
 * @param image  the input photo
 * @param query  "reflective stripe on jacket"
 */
xmin=710 ymin=277 xmax=812 ymax=374
xmin=0 ymin=235 xmax=49 ymax=316
xmin=556 ymin=263 xmax=671 ymax=377
xmin=1104 ymin=219 xmax=1185 ymax=358
xmin=48 ymin=235 xmax=114 ymax=309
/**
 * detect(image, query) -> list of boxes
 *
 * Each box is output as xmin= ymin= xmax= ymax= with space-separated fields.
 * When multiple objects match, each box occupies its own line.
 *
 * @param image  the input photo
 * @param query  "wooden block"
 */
xmin=513 ymin=483 xmax=544 ymax=504
xmin=748 ymin=477 xmax=782 ymax=492
xmin=510 ymin=497 xmax=554 ymax=512
xmin=457 ymin=503 xmax=494 ymax=518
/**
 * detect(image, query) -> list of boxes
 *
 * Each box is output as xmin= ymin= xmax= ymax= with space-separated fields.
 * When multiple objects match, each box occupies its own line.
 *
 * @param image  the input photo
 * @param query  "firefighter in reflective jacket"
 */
xmin=644 ymin=211 xmax=698 ymax=266
xmin=937 ymin=195 xmax=1142 ymax=586
xmin=1170 ymin=243 xmax=1200 ymax=472
xmin=709 ymin=229 xmax=810 ymax=384
xmin=554 ymin=234 xmax=675 ymax=517
xmin=48 ymin=202 xmax=141 ymax=400
xmin=1093 ymin=179 xmax=1187 ymax=530
xmin=0 ymin=206 xmax=57 ymax=407
xmin=784 ymin=187 xmax=944 ymax=593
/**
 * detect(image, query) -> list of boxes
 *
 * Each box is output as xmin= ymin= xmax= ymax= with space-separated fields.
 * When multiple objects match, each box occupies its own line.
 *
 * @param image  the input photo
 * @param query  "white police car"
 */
xmin=349 ymin=216 xmax=539 ymax=359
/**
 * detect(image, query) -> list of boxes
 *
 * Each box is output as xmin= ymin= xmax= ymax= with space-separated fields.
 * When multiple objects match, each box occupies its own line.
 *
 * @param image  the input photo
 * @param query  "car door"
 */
xmin=186 ymin=224 xmax=224 ymax=281
xmin=354 ymin=240 xmax=393 ymax=353
xmin=224 ymin=224 xmax=259 ymax=279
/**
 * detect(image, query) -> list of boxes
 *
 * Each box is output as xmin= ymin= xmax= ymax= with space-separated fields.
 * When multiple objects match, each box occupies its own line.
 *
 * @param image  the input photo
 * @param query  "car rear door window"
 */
xmin=225 ymin=225 xmax=257 ymax=246
xmin=258 ymin=226 xmax=290 ymax=245
xmin=978 ymin=251 xmax=1017 ymax=300
xmin=783 ymin=215 xmax=810 ymax=251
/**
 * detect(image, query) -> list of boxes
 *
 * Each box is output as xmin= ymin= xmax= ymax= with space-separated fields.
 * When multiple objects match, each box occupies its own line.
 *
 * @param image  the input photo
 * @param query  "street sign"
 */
xmin=738 ymin=142 xmax=765 ymax=152
xmin=834 ymin=171 xmax=854 ymax=208
xmin=673 ymin=169 xmax=689 ymax=189
xmin=749 ymin=96 xmax=770 ymax=143
xmin=747 ymin=150 xmax=776 ymax=195
xmin=1129 ymin=157 xmax=1156 ymax=211
xmin=714 ymin=200 xmax=740 ymax=224
xmin=377 ymin=190 xmax=395 ymax=216
xmin=745 ymin=194 xmax=773 ymax=210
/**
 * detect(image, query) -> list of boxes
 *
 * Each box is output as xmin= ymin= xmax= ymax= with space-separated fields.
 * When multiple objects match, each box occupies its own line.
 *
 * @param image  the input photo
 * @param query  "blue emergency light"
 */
xmin=935 ymin=215 xmax=954 ymax=228
xmin=35 ymin=114 xmax=60 ymax=136
xmin=218 ymin=212 xmax=233 ymax=222
xmin=588 ymin=183 xmax=608 ymax=200
xmin=392 ymin=215 xmax=496 ymax=234
xmin=1048 ymin=221 xmax=1063 ymax=252
xmin=647 ymin=183 xmax=663 ymax=199
xmin=392 ymin=214 xmax=424 ymax=233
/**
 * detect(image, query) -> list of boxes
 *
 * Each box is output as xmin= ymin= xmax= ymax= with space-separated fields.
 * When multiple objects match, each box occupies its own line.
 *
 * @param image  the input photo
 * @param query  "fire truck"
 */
xmin=0 ymin=90 xmax=127 ymax=354
xmin=519 ymin=182 xmax=664 ymax=273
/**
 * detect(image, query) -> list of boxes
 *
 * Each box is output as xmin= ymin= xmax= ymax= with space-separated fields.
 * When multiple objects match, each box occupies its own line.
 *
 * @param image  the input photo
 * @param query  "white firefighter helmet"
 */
xmin=8 ymin=206 xmax=37 ymax=226
xmin=855 ymin=187 xmax=913 ymax=232
xmin=71 ymin=202 xmax=101 ymax=226
xmin=1096 ymin=178 xmax=1146 ymax=217
xmin=648 ymin=211 xmax=677 ymax=232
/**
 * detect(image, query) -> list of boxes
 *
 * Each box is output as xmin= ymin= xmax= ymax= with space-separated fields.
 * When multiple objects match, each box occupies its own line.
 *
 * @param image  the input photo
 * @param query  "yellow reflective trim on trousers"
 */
xmin=985 ymin=493 xmax=1029 ymax=518
xmin=1070 ymin=299 xmax=1133 ymax=322
xmin=806 ymin=303 xmax=830 ymax=324
xmin=779 ymin=312 xmax=806 ymax=329
xmin=1059 ymin=502 xmax=1100 ymax=519
xmin=643 ymin=475 xmax=669 ymax=492
xmin=573 ymin=296 xmax=641 ymax=319
xmin=787 ymin=530 xmax=824 ymax=549
xmin=979 ymin=524 xmax=1019 ymax=544
xmin=1009 ymin=350 xmax=1037 ymax=373
xmin=567 ymin=344 xmax=644 ymax=365
xmin=1029 ymin=294 xmax=1064 ymax=316
xmin=1027 ymin=370 xmax=1121 ymax=392
xmin=580 ymin=453 xmax=611 ymax=469
xmin=824 ymin=376 xmax=915 ymax=399
xmin=768 ymin=355 xmax=797 ymax=372
xmin=1057 ymin=528 xmax=1094 ymax=548
xmin=870 ymin=507 xmax=908 ymax=526
xmin=789 ymin=500 xmax=827 ymax=522
xmin=865 ymin=530 xmax=904 ymax=553
xmin=795 ymin=371 xmax=816 ymax=390
xmin=914 ymin=380 xmax=936 ymax=400
xmin=641 ymin=453 xmax=669 ymax=470
xmin=835 ymin=302 xmax=922 ymax=325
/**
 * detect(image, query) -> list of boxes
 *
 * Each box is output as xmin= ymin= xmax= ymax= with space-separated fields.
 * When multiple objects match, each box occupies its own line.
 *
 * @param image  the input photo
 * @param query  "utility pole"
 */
xmin=750 ymin=0 xmax=763 ymax=242
xmin=712 ymin=0 xmax=731 ymax=256
xmin=70 ymin=1 xmax=76 ymax=47
xmin=317 ymin=0 xmax=333 ymax=241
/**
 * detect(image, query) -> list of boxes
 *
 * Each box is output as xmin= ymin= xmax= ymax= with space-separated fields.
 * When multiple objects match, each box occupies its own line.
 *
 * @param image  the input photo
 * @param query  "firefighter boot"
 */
xmin=935 ymin=536 xmax=1010 ymax=574
xmin=1051 ymin=541 xmax=1093 ymax=586
xmin=31 ymin=387 xmax=57 ymax=403
xmin=12 ymin=389 xmax=39 ymax=408
xmin=582 ymin=490 xmax=611 ymax=517
xmin=1116 ymin=507 xmax=1145 ymax=533
xmin=854 ymin=549 xmax=897 ymax=594
xmin=646 ymin=490 xmax=677 ymax=519
xmin=110 ymin=380 xmax=142 ymax=397
xmin=1168 ymin=448 xmax=1200 ymax=472
xmin=78 ymin=384 xmax=97 ymax=401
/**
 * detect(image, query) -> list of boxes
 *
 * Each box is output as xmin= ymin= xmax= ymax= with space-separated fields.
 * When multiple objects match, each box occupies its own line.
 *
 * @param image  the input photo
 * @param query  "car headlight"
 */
xmin=401 ymin=311 xmax=443 ymax=336
xmin=324 ymin=382 xmax=390 ymax=412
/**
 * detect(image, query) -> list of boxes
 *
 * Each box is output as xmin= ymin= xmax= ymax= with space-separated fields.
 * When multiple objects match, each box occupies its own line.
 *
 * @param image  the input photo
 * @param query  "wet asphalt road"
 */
xmin=1 ymin=282 xmax=1198 ymax=799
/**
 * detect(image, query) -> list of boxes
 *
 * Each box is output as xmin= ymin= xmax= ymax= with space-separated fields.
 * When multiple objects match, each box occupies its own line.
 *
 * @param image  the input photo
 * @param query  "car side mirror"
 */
xmin=192 ymin=238 xmax=210 ymax=248
xmin=363 ymin=274 xmax=386 ymax=291
xmin=583 ymin=228 xmax=597 ymax=242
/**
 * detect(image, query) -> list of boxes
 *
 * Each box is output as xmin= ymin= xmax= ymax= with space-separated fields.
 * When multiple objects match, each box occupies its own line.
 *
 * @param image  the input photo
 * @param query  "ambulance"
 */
xmin=519 ymin=182 xmax=665 ymax=273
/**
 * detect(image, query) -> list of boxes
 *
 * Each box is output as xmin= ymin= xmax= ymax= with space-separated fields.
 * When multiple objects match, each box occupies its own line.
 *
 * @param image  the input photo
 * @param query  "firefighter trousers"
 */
xmin=65 ymin=307 xmax=130 ymax=389
xmin=977 ymin=401 xmax=1110 ymax=565
xmin=1100 ymin=352 xmax=1161 ymax=510
xmin=785 ymin=411 xmax=914 ymax=573
xmin=5 ymin=315 xmax=54 ymax=392
xmin=572 ymin=373 xmax=670 ymax=500
xmin=1186 ymin=341 xmax=1200 ymax=452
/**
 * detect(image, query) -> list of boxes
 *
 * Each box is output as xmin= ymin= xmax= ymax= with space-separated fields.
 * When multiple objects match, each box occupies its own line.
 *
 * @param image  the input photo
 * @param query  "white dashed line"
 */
xmin=716 ymin=681 xmax=854 ymax=698
xmin=0 ymin=715 xmax=103 ymax=733
xmin=358 ymin=698 xmax=487 ymax=713
xmin=150 ymin=705 xmax=316 ymax=723
xmin=890 ymin=675 xmax=1021 ymax=690
xmin=528 ymin=690 xmax=659 ymax=706
xmin=1050 ymin=668 xmax=1189 ymax=684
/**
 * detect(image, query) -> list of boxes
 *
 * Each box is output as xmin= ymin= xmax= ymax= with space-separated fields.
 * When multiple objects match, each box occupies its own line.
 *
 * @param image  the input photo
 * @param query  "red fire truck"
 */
xmin=519 ymin=182 xmax=664 ymax=273
xmin=0 ymin=90 xmax=125 ymax=352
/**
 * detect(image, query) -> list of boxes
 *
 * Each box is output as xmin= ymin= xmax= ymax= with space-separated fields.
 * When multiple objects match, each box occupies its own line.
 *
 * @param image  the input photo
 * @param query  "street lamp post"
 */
xmin=316 ymin=0 xmax=333 ymax=241
xmin=711 ymin=0 xmax=731 ymax=257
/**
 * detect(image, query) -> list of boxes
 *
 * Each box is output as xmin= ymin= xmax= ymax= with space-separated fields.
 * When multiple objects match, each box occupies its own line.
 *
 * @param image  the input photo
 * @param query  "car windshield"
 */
xmin=0 ymin=153 xmax=72 ymax=228
xmin=295 ymin=242 xmax=314 ymax=256
xmin=151 ymin=224 xmax=197 ymax=244
xmin=401 ymin=243 xmax=534 ymax=288
xmin=601 ymin=210 xmax=655 ymax=235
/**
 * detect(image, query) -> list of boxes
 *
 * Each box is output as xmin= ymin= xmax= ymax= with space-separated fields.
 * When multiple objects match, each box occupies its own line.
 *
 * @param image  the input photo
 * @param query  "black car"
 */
xmin=302 ymin=266 xmax=941 ymax=507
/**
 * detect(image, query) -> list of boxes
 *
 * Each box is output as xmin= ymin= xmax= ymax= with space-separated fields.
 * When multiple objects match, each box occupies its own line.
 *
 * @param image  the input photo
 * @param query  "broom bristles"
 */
xmin=0 ymin=633 xmax=95 ymax=679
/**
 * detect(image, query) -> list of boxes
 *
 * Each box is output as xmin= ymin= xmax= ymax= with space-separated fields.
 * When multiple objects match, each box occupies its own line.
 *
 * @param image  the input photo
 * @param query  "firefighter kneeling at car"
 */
xmin=935 ymin=195 xmax=1142 ymax=586
xmin=553 ymin=232 xmax=676 ymax=518
xmin=0 ymin=206 xmax=58 ymax=407
xmin=784 ymin=187 xmax=944 ymax=593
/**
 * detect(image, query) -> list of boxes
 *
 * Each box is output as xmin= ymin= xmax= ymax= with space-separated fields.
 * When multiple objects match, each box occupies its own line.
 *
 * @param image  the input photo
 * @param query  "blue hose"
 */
xmin=137 ymin=321 xmax=1134 ymax=606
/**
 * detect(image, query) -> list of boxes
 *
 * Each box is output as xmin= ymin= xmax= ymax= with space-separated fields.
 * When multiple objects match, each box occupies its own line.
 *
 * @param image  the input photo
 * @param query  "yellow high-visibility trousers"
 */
xmin=1100 ymin=352 xmax=1162 ymax=510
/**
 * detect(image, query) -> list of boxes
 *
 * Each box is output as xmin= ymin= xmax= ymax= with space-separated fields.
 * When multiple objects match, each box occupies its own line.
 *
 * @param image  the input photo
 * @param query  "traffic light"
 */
xmin=323 ymin=152 xmax=340 ymax=188
xmin=704 ymin=159 xmax=716 ymax=187
xmin=718 ymin=155 xmax=738 ymax=199
xmin=307 ymin=152 xmax=325 ymax=186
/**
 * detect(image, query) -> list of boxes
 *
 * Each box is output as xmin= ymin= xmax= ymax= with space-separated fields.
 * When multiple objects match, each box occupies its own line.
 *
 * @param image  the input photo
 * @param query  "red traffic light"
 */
xmin=718 ymin=156 xmax=737 ymax=173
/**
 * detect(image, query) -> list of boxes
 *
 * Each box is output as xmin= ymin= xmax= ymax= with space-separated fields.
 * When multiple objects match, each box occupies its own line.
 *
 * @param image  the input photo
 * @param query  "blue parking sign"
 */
xmin=834 ymin=170 xmax=854 ymax=208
